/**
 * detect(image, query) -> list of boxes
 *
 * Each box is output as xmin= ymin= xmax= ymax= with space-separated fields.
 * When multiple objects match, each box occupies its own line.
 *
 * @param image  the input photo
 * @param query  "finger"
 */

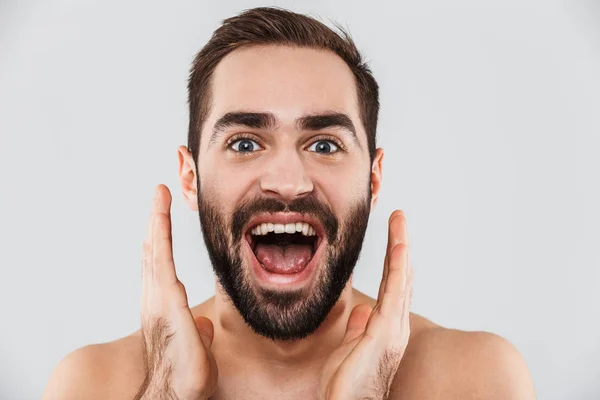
xmin=388 ymin=210 xmax=408 ymax=249
xmin=398 ymin=267 xmax=413 ymax=345
xmin=152 ymin=184 xmax=178 ymax=286
xmin=194 ymin=315 xmax=215 ymax=348
xmin=383 ymin=212 xmax=408 ymax=298
xmin=141 ymin=190 xmax=157 ymax=298
xmin=376 ymin=253 xmax=388 ymax=303
xmin=142 ymin=219 xmax=153 ymax=285
xmin=377 ymin=211 xmax=407 ymax=303
xmin=403 ymin=267 xmax=414 ymax=322
xmin=365 ymin=244 xmax=409 ymax=341
xmin=380 ymin=242 xmax=409 ymax=318
xmin=342 ymin=304 xmax=372 ymax=345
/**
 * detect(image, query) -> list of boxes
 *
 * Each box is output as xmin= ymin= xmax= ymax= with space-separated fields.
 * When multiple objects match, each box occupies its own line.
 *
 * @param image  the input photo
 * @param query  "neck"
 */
xmin=211 ymin=277 xmax=356 ymax=368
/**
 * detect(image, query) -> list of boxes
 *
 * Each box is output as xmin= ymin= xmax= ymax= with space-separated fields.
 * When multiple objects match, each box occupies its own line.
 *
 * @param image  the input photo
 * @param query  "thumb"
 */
xmin=342 ymin=304 xmax=372 ymax=345
xmin=194 ymin=315 xmax=215 ymax=348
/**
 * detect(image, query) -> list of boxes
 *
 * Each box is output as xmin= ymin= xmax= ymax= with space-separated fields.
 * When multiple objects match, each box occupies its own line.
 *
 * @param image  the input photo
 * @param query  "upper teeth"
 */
xmin=251 ymin=222 xmax=317 ymax=236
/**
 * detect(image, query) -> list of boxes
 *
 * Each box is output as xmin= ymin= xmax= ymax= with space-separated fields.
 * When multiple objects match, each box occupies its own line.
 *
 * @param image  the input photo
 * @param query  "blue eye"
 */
xmin=230 ymin=138 xmax=261 ymax=153
xmin=308 ymin=140 xmax=339 ymax=154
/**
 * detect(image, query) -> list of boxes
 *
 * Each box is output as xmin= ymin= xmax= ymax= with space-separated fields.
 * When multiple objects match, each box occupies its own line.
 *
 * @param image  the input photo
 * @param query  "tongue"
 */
xmin=254 ymin=243 xmax=313 ymax=274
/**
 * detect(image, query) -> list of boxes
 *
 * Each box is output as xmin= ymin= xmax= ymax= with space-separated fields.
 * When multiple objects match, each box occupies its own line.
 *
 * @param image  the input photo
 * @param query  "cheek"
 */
xmin=200 ymin=158 xmax=258 ymax=205
xmin=314 ymin=163 xmax=370 ymax=206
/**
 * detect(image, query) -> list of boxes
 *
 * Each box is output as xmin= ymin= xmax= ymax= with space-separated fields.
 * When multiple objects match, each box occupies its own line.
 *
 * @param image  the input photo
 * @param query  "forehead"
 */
xmin=207 ymin=44 xmax=362 ymax=130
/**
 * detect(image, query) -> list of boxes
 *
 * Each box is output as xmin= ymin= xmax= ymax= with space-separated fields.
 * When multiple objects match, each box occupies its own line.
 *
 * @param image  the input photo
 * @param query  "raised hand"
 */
xmin=135 ymin=184 xmax=218 ymax=400
xmin=317 ymin=210 xmax=414 ymax=400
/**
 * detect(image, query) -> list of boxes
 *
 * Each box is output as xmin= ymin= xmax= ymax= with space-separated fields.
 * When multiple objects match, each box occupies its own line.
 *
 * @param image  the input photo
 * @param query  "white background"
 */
xmin=1 ymin=0 xmax=599 ymax=398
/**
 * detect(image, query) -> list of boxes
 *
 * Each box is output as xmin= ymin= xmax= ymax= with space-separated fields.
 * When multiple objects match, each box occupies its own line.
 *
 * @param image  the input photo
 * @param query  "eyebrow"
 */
xmin=296 ymin=113 xmax=357 ymax=139
xmin=208 ymin=111 xmax=359 ymax=148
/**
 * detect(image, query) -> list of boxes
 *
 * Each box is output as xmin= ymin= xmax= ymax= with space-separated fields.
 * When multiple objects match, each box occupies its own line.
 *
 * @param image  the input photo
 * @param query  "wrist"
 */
xmin=135 ymin=375 xmax=210 ymax=400
xmin=133 ymin=369 xmax=176 ymax=400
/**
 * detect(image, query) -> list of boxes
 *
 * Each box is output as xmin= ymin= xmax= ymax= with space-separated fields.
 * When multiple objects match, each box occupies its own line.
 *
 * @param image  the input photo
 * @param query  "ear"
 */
xmin=177 ymin=145 xmax=199 ymax=211
xmin=370 ymin=148 xmax=384 ymax=211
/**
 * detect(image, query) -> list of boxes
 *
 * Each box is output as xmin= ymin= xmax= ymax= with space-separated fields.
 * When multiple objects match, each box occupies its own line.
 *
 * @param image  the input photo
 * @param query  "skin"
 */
xmin=42 ymin=45 xmax=537 ymax=399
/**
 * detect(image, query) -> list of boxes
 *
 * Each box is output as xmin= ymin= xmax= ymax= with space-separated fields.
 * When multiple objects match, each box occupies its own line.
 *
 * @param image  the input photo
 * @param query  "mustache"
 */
xmin=231 ymin=195 xmax=338 ymax=244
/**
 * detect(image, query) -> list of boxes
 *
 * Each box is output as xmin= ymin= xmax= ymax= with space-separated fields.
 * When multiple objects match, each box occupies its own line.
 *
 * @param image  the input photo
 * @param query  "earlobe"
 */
xmin=370 ymin=148 xmax=384 ymax=210
xmin=177 ymin=145 xmax=199 ymax=211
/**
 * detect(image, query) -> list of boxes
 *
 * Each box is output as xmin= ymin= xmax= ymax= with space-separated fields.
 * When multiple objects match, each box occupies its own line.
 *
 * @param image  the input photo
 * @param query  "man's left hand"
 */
xmin=317 ymin=210 xmax=414 ymax=400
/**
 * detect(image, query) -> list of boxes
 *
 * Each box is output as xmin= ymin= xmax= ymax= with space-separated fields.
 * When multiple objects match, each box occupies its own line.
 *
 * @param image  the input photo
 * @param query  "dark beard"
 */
xmin=197 ymin=186 xmax=371 ymax=342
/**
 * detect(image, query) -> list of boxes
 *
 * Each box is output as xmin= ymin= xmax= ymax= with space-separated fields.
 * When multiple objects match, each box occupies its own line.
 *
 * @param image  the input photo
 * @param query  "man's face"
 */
xmin=193 ymin=45 xmax=376 ymax=341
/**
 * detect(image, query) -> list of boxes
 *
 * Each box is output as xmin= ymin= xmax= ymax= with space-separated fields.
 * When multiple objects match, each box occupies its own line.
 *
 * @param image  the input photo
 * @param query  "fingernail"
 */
xmin=155 ymin=187 xmax=160 ymax=201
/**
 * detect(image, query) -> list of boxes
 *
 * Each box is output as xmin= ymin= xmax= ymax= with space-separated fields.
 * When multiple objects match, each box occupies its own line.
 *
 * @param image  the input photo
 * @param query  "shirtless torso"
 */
xmin=43 ymin=288 xmax=535 ymax=399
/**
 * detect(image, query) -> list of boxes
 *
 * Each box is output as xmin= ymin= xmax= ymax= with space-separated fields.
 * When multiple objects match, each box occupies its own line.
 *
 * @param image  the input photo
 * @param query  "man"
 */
xmin=43 ymin=7 xmax=536 ymax=399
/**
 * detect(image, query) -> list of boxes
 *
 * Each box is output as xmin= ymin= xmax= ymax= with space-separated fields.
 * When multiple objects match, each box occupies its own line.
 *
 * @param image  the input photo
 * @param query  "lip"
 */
xmin=242 ymin=212 xmax=326 ymax=289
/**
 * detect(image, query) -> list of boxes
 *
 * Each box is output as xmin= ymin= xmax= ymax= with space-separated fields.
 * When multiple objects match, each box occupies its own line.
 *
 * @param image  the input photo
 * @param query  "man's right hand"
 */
xmin=135 ymin=184 xmax=218 ymax=400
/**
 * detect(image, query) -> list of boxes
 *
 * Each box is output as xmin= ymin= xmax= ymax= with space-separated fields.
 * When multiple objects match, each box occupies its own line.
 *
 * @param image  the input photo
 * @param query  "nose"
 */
xmin=259 ymin=149 xmax=314 ymax=202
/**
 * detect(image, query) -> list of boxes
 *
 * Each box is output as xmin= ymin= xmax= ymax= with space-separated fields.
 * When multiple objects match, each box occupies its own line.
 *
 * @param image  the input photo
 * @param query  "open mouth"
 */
xmin=245 ymin=218 xmax=323 ymax=276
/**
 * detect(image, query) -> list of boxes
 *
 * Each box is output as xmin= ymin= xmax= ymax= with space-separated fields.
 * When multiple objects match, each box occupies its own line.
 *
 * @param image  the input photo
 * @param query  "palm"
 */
xmin=317 ymin=211 xmax=413 ymax=400
xmin=139 ymin=184 xmax=218 ymax=399
xmin=318 ymin=305 xmax=378 ymax=399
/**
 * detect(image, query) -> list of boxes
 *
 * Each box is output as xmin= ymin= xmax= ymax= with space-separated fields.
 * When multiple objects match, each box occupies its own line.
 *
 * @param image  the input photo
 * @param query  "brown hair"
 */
xmin=187 ymin=6 xmax=380 ymax=164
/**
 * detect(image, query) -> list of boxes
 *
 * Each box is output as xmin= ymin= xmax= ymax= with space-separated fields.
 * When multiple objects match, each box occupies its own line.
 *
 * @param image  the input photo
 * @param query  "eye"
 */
xmin=307 ymin=140 xmax=339 ymax=154
xmin=230 ymin=138 xmax=261 ymax=153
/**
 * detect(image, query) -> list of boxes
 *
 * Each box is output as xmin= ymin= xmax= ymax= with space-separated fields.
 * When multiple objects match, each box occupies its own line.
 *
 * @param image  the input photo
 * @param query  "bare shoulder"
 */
xmin=42 ymin=299 xmax=215 ymax=400
xmin=42 ymin=332 xmax=147 ymax=400
xmin=351 ymin=289 xmax=535 ymax=399
xmin=391 ymin=325 xmax=537 ymax=399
